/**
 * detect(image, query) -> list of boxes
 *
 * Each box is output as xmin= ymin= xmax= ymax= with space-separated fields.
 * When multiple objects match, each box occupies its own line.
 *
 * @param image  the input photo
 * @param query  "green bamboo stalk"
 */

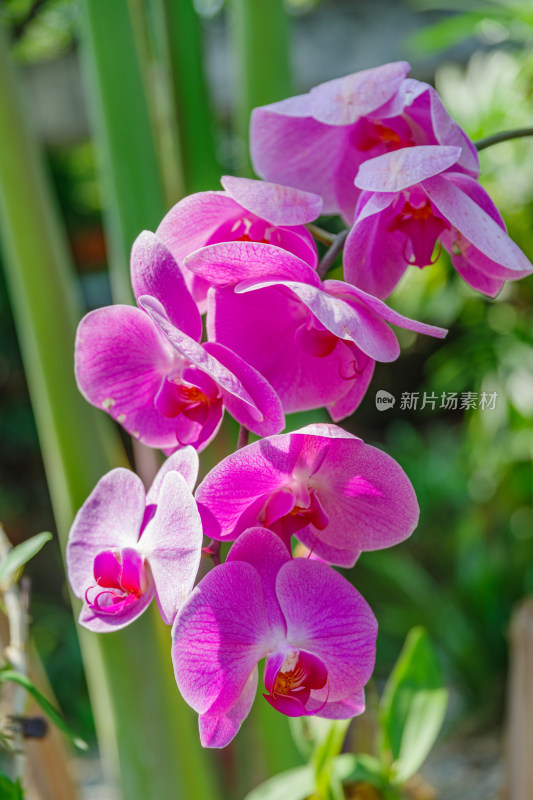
xmin=128 ymin=0 xmax=187 ymax=207
xmin=158 ymin=0 xmax=221 ymax=192
xmin=78 ymin=0 xmax=168 ymax=304
xmin=229 ymin=0 xmax=292 ymax=176
xmin=0 ymin=25 xmax=221 ymax=800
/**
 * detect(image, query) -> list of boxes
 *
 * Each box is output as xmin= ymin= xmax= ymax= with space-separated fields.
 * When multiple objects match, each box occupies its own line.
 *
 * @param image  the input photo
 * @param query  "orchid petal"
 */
xmin=423 ymin=174 xmax=533 ymax=274
xmin=172 ymin=562 xmax=274 ymax=718
xmin=199 ymin=668 xmax=258 ymax=748
xmin=276 ymin=559 xmax=377 ymax=702
xmin=75 ymin=305 xmax=182 ymax=448
xmin=184 ymin=241 xmax=320 ymax=288
xmin=140 ymin=472 xmax=203 ymax=625
xmin=235 ymin=279 xmax=401 ymax=362
xmin=130 ymin=231 xmax=202 ymax=339
xmin=226 ymin=528 xmax=291 ymax=634
xmin=308 ymin=62 xmax=410 ymax=125
xmin=220 ymin=176 xmax=322 ymax=226
xmin=323 ymin=280 xmax=448 ymax=339
xmin=67 ymin=469 xmax=146 ymax=598
xmin=203 ymin=341 xmax=285 ymax=437
xmin=355 ymin=145 xmax=461 ymax=193
xmin=146 ymin=447 xmax=199 ymax=503
xmin=139 ymin=297 xmax=261 ymax=418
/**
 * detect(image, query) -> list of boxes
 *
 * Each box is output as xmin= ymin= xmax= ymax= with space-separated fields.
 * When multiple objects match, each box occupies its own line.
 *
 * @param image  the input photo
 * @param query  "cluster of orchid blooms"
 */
xmin=66 ymin=61 xmax=532 ymax=749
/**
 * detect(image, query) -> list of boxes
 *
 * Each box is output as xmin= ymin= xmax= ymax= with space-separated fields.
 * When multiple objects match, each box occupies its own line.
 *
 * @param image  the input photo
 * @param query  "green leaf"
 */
xmin=0 ymin=532 xmax=52 ymax=586
xmin=408 ymin=12 xmax=494 ymax=55
xmin=0 ymin=770 xmax=23 ymax=800
xmin=333 ymin=753 xmax=384 ymax=786
xmin=311 ymin=719 xmax=350 ymax=800
xmin=243 ymin=764 xmax=314 ymax=800
xmin=0 ymin=669 xmax=87 ymax=750
xmin=380 ymin=627 xmax=448 ymax=784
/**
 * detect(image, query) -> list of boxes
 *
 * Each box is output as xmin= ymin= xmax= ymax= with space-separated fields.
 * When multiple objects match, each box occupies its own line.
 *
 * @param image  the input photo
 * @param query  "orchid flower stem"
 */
xmin=237 ymin=425 xmax=250 ymax=450
xmin=203 ymin=540 xmax=221 ymax=567
xmin=307 ymin=224 xmax=336 ymax=246
xmin=474 ymin=127 xmax=533 ymax=151
xmin=317 ymin=228 xmax=350 ymax=279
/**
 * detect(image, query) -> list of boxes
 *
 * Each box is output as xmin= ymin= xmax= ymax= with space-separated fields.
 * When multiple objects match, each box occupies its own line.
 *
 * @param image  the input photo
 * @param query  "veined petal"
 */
xmin=220 ymin=176 xmax=322 ymax=226
xmin=355 ymin=145 xmax=462 ymax=193
xmin=146 ymin=447 xmax=199 ymax=503
xmin=250 ymin=108 xmax=349 ymax=214
xmin=308 ymin=62 xmax=410 ymax=126
xmin=236 ymin=279 xmax=401 ymax=362
xmin=423 ymin=174 xmax=533 ymax=274
xmin=195 ymin=435 xmax=303 ymax=541
xmin=172 ymin=562 xmax=274 ymax=718
xmin=343 ymin=210 xmax=408 ymax=299
xmin=276 ymin=560 xmax=377 ymax=702
xmin=227 ymin=528 xmax=290 ymax=634
xmin=203 ymin=341 xmax=285 ymax=436
xmin=323 ymin=280 xmax=448 ymax=340
xmin=139 ymin=297 xmax=261 ymax=418
xmin=199 ymin=668 xmax=258 ymax=748
xmin=309 ymin=436 xmax=419 ymax=557
xmin=184 ymin=241 xmax=320 ymax=288
xmin=75 ymin=305 xmax=181 ymax=448
xmin=130 ymin=231 xmax=202 ymax=340
xmin=67 ymin=469 xmax=146 ymax=599
xmin=208 ymin=285 xmax=366 ymax=414
xmin=139 ymin=472 xmax=203 ymax=625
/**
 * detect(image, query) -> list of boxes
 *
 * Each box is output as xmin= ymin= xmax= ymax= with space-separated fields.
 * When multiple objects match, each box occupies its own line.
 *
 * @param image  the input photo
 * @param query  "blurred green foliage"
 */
xmin=0 ymin=0 xmax=532 ymax=782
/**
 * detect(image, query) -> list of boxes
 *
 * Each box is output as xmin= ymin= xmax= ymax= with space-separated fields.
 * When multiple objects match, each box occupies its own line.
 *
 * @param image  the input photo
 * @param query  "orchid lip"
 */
xmin=263 ymin=647 xmax=328 ymax=716
xmin=85 ymin=547 xmax=149 ymax=616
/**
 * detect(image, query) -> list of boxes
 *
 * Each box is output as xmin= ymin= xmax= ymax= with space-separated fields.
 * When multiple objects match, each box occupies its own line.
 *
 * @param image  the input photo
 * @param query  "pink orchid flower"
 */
xmin=172 ymin=527 xmax=377 ymax=747
xmin=184 ymin=240 xmax=446 ymax=419
xmin=67 ymin=448 xmax=202 ymax=632
xmin=75 ymin=231 xmax=285 ymax=452
xmin=156 ymin=175 xmax=322 ymax=310
xmin=344 ymin=145 xmax=533 ymax=299
xmin=250 ymin=62 xmax=478 ymax=223
xmin=195 ymin=423 xmax=419 ymax=567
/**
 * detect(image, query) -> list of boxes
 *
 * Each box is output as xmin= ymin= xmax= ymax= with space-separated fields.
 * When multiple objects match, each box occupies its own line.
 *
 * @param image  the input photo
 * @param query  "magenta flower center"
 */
xmin=295 ymin=311 xmax=339 ymax=358
xmin=155 ymin=364 xmax=221 ymax=423
xmin=85 ymin=547 xmax=148 ymax=615
xmin=388 ymin=192 xmax=448 ymax=268
xmin=264 ymin=648 xmax=328 ymax=717
xmin=258 ymin=449 xmax=332 ymax=546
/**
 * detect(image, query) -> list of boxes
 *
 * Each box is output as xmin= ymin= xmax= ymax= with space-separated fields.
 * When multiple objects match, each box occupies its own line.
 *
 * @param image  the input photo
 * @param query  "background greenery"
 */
xmin=0 ymin=0 xmax=531 ymax=797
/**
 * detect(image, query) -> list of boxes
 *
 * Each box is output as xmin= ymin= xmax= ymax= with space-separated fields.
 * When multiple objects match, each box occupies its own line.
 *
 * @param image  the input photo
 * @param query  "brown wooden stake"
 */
xmin=505 ymin=598 xmax=533 ymax=800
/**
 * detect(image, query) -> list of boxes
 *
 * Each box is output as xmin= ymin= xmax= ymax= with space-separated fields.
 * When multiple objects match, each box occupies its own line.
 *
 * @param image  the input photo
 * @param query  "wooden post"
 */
xmin=506 ymin=598 xmax=533 ymax=800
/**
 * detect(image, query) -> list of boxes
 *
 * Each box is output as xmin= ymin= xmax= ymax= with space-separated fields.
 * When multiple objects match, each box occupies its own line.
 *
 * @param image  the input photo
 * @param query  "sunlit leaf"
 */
xmin=380 ymin=627 xmax=448 ymax=783
xmin=0 ymin=668 xmax=87 ymax=750
xmin=0 ymin=532 xmax=52 ymax=586
xmin=0 ymin=769 xmax=23 ymax=800
xmin=243 ymin=765 xmax=314 ymax=800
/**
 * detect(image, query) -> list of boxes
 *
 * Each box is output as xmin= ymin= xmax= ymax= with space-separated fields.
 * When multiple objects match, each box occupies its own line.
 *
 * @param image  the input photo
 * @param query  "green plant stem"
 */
xmin=156 ymin=0 xmax=221 ymax=193
xmin=307 ymin=224 xmax=336 ymax=246
xmin=229 ymin=0 xmax=292 ymax=175
xmin=317 ymin=229 xmax=349 ymax=278
xmin=78 ymin=0 xmax=168 ymax=304
xmin=475 ymin=126 xmax=533 ymax=151
xmin=0 ymin=26 xmax=221 ymax=800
